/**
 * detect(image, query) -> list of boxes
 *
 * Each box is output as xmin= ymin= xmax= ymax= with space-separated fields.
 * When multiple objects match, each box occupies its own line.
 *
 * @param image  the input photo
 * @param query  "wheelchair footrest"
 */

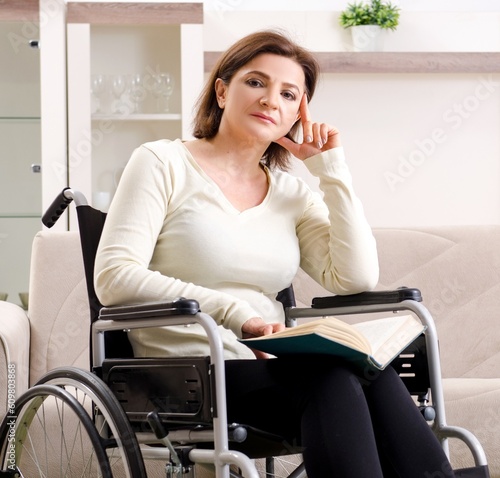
xmin=101 ymin=357 xmax=213 ymax=427
xmin=455 ymin=465 xmax=490 ymax=478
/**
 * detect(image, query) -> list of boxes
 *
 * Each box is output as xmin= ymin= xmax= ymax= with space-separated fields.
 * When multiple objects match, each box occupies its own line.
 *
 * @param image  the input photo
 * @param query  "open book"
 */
xmin=239 ymin=314 xmax=426 ymax=371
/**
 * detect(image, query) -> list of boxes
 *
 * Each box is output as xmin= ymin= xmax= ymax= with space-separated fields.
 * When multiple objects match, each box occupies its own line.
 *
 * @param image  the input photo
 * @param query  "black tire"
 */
xmin=36 ymin=366 xmax=147 ymax=478
xmin=0 ymin=384 xmax=112 ymax=477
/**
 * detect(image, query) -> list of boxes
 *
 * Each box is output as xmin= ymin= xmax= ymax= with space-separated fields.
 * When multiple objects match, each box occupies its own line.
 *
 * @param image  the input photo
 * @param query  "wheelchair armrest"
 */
xmin=99 ymin=298 xmax=200 ymax=321
xmin=311 ymin=288 xmax=422 ymax=309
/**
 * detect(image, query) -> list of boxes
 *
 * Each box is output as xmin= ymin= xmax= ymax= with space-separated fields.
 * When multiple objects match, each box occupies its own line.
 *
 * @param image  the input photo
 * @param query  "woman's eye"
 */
xmin=282 ymin=91 xmax=296 ymax=101
xmin=247 ymin=79 xmax=263 ymax=87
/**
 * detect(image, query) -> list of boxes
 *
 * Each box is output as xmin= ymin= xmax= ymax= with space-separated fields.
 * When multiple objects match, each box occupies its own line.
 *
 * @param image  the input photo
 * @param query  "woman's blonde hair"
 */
xmin=192 ymin=30 xmax=320 ymax=171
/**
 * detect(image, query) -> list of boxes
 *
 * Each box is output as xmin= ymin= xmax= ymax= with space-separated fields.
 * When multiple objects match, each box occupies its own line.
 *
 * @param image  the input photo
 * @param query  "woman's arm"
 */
xmin=94 ymin=144 xmax=260 ymax=338
xmin=298 ymin=147 xmax=379 ymax=294
xmin=276 ymin=95 xmax=379 ymax=294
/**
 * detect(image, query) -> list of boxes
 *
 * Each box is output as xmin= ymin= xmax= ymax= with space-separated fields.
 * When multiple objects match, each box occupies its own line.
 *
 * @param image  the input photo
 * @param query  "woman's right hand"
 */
xmin=275 ymin=93 xmax=341 ymax=160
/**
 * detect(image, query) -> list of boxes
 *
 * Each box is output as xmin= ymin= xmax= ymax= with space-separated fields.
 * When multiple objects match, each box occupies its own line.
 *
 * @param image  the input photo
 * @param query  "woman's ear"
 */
xmin=215 ymin=78 xmax=227 ymax=109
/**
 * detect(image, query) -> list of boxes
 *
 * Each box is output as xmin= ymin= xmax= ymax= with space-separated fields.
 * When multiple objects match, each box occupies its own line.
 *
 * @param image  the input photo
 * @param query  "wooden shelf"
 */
xmin=67 ymin=2 xmax=203 ymax=25
xmin=0 ymin=0 xmax=39 ymax=22
xmin=204 ymin=51 xmax=500 ymax=74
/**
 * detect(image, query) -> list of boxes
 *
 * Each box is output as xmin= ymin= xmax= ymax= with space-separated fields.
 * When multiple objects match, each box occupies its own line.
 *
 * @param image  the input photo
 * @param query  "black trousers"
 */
xmin=225 ymin=356 xmax=455 ymax=478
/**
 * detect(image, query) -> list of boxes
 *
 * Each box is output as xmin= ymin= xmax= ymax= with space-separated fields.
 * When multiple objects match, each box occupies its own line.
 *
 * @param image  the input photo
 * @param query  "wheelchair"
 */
xmin=0 ymin=187 xmax=491 ymax=478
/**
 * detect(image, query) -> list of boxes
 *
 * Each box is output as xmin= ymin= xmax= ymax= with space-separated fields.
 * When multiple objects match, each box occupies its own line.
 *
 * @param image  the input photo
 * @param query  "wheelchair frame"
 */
xmin=289 ymin=299 xmax=488 ymax=466
xmin=0 ymin=187 xmax=490 ymax=478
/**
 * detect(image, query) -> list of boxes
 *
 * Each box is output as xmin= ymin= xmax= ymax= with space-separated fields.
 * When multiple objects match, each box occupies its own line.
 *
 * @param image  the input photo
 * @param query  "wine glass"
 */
xmin=128 ymin=73 xmax=146 ymax=114
xmin=151 ymin=73 xmax=174 ymax=113
xmin=90 ymin=74 xmax=107 ymax=114
xmin=110 ymin=74 xmax=127 ymax=115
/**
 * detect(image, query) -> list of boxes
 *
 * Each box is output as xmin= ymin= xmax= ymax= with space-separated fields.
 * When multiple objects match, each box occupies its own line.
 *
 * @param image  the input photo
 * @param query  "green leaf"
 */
xmin=339 ymin=0 xmax=400 ymax=30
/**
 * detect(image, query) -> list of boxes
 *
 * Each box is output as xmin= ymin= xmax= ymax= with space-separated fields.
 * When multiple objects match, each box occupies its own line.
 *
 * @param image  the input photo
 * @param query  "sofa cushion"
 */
xmin=28 ymin=231 xmax=90 ymax=385
xmin=294 ymin=226 xmax=500 ymax=380
xmin=444 ymin=377 xmax=500 ymax=473
xmin=0 ymin=301 xmax=30 ymax=415
xmin=374 ymin=226 xmax=500 ymax=379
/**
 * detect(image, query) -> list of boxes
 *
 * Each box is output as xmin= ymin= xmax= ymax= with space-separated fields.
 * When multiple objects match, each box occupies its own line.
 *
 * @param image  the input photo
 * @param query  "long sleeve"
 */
xmin=94 ymin=140 xmax=378 ymax=359
xmin=298 ymin=147 xmax=379 ymax=294
xmin=94 ymin=142 xmax=259 ymax=340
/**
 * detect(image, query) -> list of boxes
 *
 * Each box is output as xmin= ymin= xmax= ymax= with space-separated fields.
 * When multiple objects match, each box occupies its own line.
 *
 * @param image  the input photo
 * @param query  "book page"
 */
xmin=352 ymin=315 xmax=424 ymax=366
xmin=243 ymin=316 xmax=372 ymax=354
xmin=316 ymin=321 xmax=371 ymax=353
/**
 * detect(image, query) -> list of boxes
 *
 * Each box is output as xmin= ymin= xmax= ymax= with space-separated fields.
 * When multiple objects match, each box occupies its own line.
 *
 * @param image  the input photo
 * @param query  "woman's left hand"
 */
xmin=241 ymin=317 xmax=286 ymax=359
xmin=275 ymin=94 xmax=341 ymax=161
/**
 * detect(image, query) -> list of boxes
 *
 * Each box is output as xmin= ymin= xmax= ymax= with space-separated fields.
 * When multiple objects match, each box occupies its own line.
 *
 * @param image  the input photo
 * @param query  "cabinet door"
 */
xmin=0 ymin=22 xmax=41 ymax=307
xmin=66 ymin=2 xmax=203 ymax=226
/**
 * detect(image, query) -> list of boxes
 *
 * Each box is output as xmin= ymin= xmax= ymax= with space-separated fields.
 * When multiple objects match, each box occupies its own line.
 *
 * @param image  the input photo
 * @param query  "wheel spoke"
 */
xmin=33 ymin=367 xmax=146 ymax=477
xmin=0 ymin=384 xmax=112 ymax=478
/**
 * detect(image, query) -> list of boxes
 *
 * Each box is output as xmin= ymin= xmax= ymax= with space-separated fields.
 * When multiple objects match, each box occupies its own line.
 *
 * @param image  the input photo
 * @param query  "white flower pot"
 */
xmin=350 ymin=25 xmax=386 ymax=52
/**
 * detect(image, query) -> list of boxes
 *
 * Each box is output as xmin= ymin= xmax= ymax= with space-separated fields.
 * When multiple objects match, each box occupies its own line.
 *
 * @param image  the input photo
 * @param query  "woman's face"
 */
xmin=215 ymin=53 xmax=306 ymax=145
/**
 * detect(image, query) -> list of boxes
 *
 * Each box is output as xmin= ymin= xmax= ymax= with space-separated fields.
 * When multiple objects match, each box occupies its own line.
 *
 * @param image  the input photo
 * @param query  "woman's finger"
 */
xmin=300 ymin=94 xmax=313 ymax=143
xmin=299 ymin=93 xmax=312 ymax=123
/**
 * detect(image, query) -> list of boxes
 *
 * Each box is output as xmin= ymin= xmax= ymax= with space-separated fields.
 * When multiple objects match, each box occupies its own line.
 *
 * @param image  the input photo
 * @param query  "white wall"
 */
xmin=52 ymin=0 xmax=500 ymax=228
xmin=203 ymin=2 xmax=500 ymax=228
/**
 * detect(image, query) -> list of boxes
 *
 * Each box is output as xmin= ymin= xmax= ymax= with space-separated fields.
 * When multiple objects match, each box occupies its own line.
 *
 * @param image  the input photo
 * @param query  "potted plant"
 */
xmin=339 ymin=0 xmax=400 ymax=52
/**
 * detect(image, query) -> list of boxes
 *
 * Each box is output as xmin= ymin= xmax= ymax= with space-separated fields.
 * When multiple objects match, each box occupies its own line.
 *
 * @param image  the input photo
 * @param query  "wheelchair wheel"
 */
xmin=36 ymin=366 xmax=147 ymax=478
xmin=0 ymin=383 xmax=112 ymax=477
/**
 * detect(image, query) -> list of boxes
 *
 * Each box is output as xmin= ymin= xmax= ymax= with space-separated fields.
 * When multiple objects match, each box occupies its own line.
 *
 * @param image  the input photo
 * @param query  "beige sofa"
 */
xmin=294 ymin=225 xmax=500 ymax=474
xmin=1 ymin=225 xmax=500 ymax=475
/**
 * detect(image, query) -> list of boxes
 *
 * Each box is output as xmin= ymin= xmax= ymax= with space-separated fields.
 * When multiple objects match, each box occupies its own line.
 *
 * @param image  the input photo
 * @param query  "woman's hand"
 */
xmin=242 ymin=317 xmax=285 ymax=359
xmin=275 ymin=94 xmax=341 ymax=160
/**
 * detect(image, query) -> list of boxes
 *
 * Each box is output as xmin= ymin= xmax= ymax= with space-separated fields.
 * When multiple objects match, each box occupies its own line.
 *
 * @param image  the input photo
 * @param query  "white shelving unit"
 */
xmin=64 ymin=2 xmax=204 ymax=228
xmin=0 ymin=11 xmax=42 ymax=306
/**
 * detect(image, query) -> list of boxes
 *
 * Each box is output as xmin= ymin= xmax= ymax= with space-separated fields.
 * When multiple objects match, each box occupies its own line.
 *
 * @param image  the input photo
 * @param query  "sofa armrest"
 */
xmin=0 ymin=301 xmax=30 ymax=418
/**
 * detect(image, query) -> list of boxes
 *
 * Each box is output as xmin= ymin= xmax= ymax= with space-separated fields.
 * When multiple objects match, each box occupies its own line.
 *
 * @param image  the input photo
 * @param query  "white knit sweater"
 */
xmin=94 ymin=139 xmax=379 ymax=359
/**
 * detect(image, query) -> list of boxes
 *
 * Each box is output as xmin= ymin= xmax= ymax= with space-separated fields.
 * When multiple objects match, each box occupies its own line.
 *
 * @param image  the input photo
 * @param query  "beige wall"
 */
xmin=203 ymin=6 xmax=500 ymax=227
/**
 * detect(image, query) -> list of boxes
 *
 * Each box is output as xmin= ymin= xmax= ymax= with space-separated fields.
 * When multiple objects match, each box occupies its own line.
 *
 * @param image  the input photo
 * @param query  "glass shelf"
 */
xmin=0 ymin=214 xmax=41 ymax=219
xmin=91 ymin=113 xmax=182 ymax=121
xmin=0 ymin=116 xmax=41 ymax=122
xmin=0 ymin=20 xmax=42 ymax=307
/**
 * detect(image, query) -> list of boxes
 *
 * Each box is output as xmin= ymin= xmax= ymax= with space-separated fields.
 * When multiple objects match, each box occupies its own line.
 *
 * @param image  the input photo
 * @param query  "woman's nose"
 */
xmin=259 ymin=93 xmax=278 ymax=109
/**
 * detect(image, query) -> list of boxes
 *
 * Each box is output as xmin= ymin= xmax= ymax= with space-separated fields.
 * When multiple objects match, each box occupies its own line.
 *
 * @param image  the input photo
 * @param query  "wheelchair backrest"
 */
xmin=75 ymin=205 xmax=135 ymax=359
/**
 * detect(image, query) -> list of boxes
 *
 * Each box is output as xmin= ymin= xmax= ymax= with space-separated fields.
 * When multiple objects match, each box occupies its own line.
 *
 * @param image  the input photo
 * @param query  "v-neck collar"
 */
xmin=177 ymin=139 xmax=272 ymax=216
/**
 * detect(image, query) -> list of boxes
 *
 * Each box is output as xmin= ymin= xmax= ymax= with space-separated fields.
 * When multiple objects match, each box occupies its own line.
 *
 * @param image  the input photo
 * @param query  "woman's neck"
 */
xmin=184 ymin=136 xmax=270 ymax=212
xmin=189 ymin=136 xmax=268 ymax=179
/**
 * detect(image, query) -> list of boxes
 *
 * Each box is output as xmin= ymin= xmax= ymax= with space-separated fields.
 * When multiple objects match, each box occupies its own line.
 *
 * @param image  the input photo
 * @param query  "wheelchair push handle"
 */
xmin=42 ymin=187 xmax=88 ymax=228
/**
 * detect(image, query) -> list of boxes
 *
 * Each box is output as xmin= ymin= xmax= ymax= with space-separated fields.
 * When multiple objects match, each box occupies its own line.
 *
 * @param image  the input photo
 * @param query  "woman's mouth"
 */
xmin=251 ymin=113 xmax=276 ymax=124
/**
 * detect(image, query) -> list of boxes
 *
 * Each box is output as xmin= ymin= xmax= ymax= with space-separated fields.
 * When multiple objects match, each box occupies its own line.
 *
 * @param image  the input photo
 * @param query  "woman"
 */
xmin=95 ymin=30 xmax=455 ymax=477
